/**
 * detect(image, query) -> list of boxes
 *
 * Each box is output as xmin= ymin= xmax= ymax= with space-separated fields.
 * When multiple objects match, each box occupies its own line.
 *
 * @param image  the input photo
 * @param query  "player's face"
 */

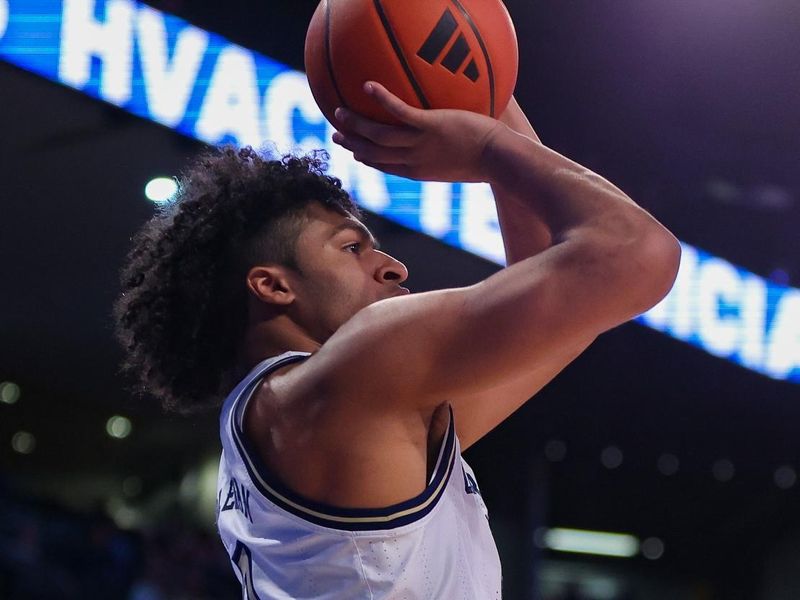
xmin=289 ymin=202 xmax=409 ymax=341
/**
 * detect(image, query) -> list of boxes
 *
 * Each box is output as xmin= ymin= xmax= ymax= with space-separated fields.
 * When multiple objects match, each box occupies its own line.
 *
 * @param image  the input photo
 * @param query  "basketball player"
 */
xmin=114 ymin=82 xmax=680 ymax=598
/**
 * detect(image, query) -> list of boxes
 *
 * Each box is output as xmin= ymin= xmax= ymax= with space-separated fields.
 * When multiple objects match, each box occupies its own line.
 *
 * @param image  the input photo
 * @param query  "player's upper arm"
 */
xmin=304 ymin=218 xmax=680 ymax=421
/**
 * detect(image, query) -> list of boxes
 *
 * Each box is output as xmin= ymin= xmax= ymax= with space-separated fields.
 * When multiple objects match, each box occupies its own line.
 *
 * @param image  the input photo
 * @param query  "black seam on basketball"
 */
xmin=373 ymin=0 xmax=431 ymax=109
xmin=449 ymin=0 xmax=496 ymax=117
xmin=324 ymin=0 xmax=347 ymax=110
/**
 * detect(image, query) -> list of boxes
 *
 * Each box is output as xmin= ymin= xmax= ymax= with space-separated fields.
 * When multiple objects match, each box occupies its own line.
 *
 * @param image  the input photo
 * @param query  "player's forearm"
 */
xmin=484 ymin=124 xmax=680 ymax=304
xmin=493 ymin=190 xmax=552 ymax=265
xmin=490 ymin=98 xmax=551 ymax=265
xmin=483 ymin=125 xmax=653 ymax=241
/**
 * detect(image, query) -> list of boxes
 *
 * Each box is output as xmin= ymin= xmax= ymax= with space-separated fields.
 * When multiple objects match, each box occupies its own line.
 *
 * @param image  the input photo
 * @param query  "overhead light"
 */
xmin=641 ymin=537 xmax=665 ymax=560
xmin=0 ymin=381 xmax=20 ymax=404
xmin=11 ymin=431 xmax=36 ymax=454
xmin=106 ymin=415 xmax=132 ymax=439
xmin=774 ymin=466 xmax=797 ymax=490
xmin=657 ymin=453 xmax=680 ymax=476
xmin=537 ymin=527 xmax=640 ymax=558
xmin=712 ymin=459 xmax=735 ymax=482
xmin=544 ymin=439 xmax=567 ymax=462
xmin=106 ymin=496 xmax=141 ymax=530
xmin=705 ymin=179 xmax=794 ymax=211
xmin=144 ymin=177 xmax=178 ymax=204
xmin=601 ymin=446 xmax=623 ymax=470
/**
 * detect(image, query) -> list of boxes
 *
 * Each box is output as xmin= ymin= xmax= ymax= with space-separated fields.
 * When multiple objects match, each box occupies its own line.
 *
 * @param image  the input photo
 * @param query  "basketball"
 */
xmin=304 ymin=0 xmax=518 ymax=126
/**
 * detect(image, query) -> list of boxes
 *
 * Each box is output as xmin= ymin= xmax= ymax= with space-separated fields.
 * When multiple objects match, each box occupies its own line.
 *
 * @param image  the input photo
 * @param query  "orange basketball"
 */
xmin=304 ymin=0 xmax=518 ymax=126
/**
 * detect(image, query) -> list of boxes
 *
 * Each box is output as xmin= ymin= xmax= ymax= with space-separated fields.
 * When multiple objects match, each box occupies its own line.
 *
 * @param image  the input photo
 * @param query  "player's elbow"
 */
xmin=626 ymin=222 xmax=681 ymax=312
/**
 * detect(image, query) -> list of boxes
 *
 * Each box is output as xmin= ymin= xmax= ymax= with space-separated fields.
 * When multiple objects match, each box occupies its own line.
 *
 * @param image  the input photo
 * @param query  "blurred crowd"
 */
xmin=0 ymin=480 xmax=646 ymax=599
xmin=0 ymin=483 xmax=238 ymax=599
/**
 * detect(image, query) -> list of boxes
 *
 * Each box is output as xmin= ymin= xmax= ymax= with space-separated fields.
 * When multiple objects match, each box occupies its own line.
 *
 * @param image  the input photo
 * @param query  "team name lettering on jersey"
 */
xmin=220 ymin=477 xmax=252 ymax=522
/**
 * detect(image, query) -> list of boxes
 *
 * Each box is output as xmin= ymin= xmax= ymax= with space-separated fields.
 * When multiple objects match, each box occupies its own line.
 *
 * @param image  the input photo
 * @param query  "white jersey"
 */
xmin=216 ymin=351 xmax=502 ymax=599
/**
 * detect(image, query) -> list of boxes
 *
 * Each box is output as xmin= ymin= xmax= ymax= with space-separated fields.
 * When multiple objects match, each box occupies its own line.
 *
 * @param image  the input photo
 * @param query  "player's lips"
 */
xmin=392 ymin=287 xmax=411 ymax=297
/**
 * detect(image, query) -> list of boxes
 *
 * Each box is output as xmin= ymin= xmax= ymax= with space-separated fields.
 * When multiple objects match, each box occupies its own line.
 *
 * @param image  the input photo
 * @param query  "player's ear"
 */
xmin=246 ymin=265 xmax=296 ymax=306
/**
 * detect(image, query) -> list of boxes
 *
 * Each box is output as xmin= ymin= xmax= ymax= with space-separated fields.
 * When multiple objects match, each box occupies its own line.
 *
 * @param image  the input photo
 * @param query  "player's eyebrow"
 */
xmin=330 ymin=221 xmax=381 ymax=251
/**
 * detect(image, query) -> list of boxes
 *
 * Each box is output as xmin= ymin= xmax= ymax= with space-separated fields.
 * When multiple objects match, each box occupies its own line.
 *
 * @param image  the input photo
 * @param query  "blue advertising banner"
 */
xmin=1 ymin=0 xmax=797 ymax=383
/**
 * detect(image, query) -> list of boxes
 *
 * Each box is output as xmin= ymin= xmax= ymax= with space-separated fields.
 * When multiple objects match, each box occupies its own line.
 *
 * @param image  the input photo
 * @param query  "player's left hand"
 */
xmin=331 ymin=81 xmax=505 ymax=183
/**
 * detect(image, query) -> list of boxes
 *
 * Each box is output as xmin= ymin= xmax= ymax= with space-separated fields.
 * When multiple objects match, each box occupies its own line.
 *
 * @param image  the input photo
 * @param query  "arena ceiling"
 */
xmin=1 ymin=0 xmax=798 ymax=594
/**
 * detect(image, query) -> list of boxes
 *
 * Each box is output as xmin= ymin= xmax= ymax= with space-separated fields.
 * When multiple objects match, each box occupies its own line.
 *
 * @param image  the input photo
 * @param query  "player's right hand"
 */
xmin=331 ymin=81 xmax=506 ymax=183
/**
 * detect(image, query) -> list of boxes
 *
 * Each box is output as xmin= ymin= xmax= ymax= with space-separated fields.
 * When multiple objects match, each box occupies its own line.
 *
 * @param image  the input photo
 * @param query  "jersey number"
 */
xmin=232 ymin=541 xmax=261 ymax=600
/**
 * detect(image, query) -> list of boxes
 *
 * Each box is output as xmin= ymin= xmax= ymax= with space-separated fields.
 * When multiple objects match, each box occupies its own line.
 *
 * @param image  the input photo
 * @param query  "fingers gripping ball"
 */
xmin=305 ymin=0 xmax=518 ymax=125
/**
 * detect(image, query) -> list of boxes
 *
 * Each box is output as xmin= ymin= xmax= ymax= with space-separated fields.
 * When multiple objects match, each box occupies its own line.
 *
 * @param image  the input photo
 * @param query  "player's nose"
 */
xmin=375 ymin=251 xmax=409 ymax=285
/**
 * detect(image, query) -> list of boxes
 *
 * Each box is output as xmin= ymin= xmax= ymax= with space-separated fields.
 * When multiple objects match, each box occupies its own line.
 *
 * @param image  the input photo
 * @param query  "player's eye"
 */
xmin=344 ymin=242 xmax=361 ymax=253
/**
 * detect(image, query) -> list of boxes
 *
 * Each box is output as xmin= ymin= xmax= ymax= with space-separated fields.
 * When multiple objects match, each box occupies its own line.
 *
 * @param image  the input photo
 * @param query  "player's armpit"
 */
xmin=450 ymin=337 xmax=591 ymax=451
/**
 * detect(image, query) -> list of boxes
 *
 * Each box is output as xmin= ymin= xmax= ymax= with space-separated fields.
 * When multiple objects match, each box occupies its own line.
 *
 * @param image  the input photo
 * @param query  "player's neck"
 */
xmin=237 ymin=317 xmax=320 ymax=374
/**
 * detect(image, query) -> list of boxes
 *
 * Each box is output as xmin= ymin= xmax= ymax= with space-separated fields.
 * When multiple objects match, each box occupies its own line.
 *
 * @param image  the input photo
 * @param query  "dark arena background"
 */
xmin=1 ymin=1 xmax=799 ymax=598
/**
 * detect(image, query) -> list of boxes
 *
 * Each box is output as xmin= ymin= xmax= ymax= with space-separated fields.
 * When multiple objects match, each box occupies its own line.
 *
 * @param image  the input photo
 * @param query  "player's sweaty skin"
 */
xmin=237 ymin=81 xmax=679 ymax=511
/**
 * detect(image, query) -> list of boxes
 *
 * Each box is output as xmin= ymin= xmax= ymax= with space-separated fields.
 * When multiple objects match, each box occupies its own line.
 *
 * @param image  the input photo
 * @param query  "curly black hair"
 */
xmin=113 ymin=146 xmax=361 ymax=412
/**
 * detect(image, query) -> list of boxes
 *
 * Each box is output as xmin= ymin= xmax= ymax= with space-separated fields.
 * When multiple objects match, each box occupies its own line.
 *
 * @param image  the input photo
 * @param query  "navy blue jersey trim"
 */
xmin=229 ymin=361 xmax=456 ymax=531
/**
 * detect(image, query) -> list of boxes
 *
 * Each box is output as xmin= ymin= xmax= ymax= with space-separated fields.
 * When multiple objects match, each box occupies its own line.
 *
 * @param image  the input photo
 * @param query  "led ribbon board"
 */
xmin=1 ymin=0 xmax=797 ymax=383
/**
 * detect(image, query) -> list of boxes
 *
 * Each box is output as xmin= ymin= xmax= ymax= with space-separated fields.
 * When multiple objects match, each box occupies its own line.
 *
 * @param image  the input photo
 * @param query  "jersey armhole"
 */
xmin=227 ymin=371 xmax=458 ymax=532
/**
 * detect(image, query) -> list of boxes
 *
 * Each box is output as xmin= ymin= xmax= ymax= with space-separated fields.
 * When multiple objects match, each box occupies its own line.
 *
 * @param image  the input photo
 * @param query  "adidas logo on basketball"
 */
xmin=417 ymin=8 xmax=480 ymax=83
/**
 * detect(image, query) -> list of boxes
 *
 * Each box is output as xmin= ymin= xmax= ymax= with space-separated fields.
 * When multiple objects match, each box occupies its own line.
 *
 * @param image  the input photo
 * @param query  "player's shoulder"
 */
xmin=297 ymin=288 xmax=473 ymax=404
xmin=242 ymin=344 xmax=441 ymax=509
